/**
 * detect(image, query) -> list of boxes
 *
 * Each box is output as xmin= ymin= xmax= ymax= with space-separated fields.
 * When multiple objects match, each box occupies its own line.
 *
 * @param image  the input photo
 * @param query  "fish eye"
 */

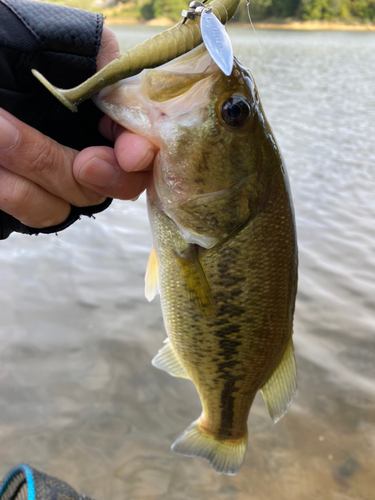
xmin=220 ymin=95 xmax=251 ymax=128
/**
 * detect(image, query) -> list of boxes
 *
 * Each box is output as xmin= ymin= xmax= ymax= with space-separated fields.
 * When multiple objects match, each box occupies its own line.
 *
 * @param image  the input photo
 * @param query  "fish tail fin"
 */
xmin=171 ymin=419 xmax=247 ymax=475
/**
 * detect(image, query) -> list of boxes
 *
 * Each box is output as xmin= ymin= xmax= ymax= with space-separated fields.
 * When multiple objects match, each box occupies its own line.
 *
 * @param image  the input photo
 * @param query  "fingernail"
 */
xmin=135 ymin=148 xmax=155 ymax=172
xmin=78 ymin=157 xmax=119 ymax=188
xmin=0 ymin=115 xmax=19 ymax=151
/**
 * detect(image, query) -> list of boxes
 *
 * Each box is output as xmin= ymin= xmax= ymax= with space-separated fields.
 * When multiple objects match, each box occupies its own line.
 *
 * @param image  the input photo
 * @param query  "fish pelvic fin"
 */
xmin=145 ymin=245 xmax=159 ymax=302
xmin=152 ymin=339 xmax=191 ymax=380
xmin=171 ymin=419 xmax=248 ymax=475
xmin=260 ymin=337 xmax=297 ymax=423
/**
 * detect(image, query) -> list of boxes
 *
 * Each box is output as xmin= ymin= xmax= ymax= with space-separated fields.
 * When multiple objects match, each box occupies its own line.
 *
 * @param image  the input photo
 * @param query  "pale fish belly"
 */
xmin=147 ymin=166 xmax=298 ymax=474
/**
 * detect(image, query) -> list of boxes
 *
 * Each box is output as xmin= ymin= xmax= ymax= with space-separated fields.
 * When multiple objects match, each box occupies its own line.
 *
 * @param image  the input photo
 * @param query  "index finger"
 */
xmin=0 ymin=108 xmax=105 ymax=208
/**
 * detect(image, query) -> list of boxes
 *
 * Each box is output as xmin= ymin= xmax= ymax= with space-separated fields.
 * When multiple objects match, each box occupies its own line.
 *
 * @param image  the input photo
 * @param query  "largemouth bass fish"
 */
xmin=95 ymin=45 xmax=298 ymax=475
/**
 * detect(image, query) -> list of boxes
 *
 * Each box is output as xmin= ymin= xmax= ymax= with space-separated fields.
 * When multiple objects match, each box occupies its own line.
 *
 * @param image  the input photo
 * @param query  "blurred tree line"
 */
xmin=139 ymin=0 xmax=375 ymax=21
xmin=140 ymin=0 xmax=187 ymax=20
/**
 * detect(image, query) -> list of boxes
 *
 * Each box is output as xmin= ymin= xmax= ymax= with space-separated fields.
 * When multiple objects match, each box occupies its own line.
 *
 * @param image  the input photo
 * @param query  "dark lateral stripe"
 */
xmin=214 ymin=327 xmax=243 ymax=434
xmin=218 ymin=377 xmax=238 ymax=435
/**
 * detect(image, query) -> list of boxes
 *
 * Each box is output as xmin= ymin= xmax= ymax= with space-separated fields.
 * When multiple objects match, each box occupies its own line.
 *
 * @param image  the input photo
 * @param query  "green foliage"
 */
xmin=152 ymin=0 xmax=187 ymax=20
xmin=140 ymin=1 xmax=155 ymax=20
xmin=233 ymin=0 xmax=273 ymax=22
xmin=39 ymin=0 xmax=375 ymax=23
xmin=344 ymin=0 xmax=375 ymax=19
xmin=298 ymin=0 xmax=375 ymax=19
xmin=267 ymin=0 xmax=300 ymax=17
xmin=248 ymin=0 xmax=273 ymax=20
xmin=299 ymin=0 xmax=341 ymax=19
xmin=233 ymin=0 xmax=375 ymax=21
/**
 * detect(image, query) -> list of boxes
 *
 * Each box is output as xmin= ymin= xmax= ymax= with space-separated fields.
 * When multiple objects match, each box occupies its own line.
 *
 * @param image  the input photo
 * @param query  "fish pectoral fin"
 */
xmin=174 ymin=245 xmax=215 ymax=319
xmin=145 ymin=246 xmax=159 ymax=302
xmin=172 ymin=419 xmax=248 ymax=475
xmin=260 ymin=337 xmax=297 ymax=423
xmin=152 ymin=339 xmax=191 ymax=380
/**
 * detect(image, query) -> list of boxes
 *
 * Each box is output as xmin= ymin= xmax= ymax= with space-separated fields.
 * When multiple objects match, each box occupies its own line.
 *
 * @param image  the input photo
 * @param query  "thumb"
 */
xmin=96 ymin=26 xmax=120 ymax=71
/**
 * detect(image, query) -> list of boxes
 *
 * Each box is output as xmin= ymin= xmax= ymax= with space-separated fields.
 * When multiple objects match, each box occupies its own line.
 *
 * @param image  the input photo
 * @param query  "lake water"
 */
xmin=1 ymin=26 xmax=374 ymax=500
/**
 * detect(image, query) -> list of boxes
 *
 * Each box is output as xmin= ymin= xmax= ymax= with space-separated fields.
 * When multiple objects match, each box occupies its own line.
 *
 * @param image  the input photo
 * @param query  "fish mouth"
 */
xmin=94 ymin=44 xmax=220 ymax=139
xmin=94 ymin=44 xmax=222 ymax=207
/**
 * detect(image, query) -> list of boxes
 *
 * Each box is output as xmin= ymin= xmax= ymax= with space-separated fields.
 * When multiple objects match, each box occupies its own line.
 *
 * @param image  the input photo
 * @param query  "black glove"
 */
xmin=0 ymin=0 xmax=113 ymax=239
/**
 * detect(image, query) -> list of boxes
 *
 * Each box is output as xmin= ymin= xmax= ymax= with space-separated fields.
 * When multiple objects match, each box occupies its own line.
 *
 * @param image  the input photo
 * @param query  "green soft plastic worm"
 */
xmin=32 ymin=0 xmax=240 ymax=112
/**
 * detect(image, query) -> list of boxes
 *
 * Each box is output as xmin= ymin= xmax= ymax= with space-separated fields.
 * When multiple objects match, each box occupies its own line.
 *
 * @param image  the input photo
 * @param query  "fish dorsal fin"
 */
xmin=174 ymin=245 xmax=215 ymax=319
xmin=145 ymin=246 xmax=159 ymax=302
xmin=152 ymin=339 xmax=191 ymax=380
xmin=260 ymin=337 xmax=297 ymax=423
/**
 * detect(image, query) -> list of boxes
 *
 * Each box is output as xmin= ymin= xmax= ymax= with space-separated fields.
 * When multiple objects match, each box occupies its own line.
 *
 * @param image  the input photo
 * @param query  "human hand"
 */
xmin=0 ymin=26 xmax=156 ymax=231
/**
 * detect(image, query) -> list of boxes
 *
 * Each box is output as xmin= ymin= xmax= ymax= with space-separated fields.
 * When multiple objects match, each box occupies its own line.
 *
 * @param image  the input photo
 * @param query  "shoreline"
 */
xmin=252 ymin=20 xmax=375 ymax=31
xmin=104 ymin=16 xmax=375 ymax=31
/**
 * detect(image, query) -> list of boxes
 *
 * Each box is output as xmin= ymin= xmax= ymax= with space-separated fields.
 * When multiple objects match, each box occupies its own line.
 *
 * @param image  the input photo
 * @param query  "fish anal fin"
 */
xmin=152 ymin=339 xmax=190 ymax=380
xmin=174 ymin=245 xmax=215 ymax=319
xmin=260 ymin=337 xmax=297 ymax=423
xmin=145 ymin=245 xmax=159 ymax=302
xmin=172 ymin=419 xmax=248 ymax=475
